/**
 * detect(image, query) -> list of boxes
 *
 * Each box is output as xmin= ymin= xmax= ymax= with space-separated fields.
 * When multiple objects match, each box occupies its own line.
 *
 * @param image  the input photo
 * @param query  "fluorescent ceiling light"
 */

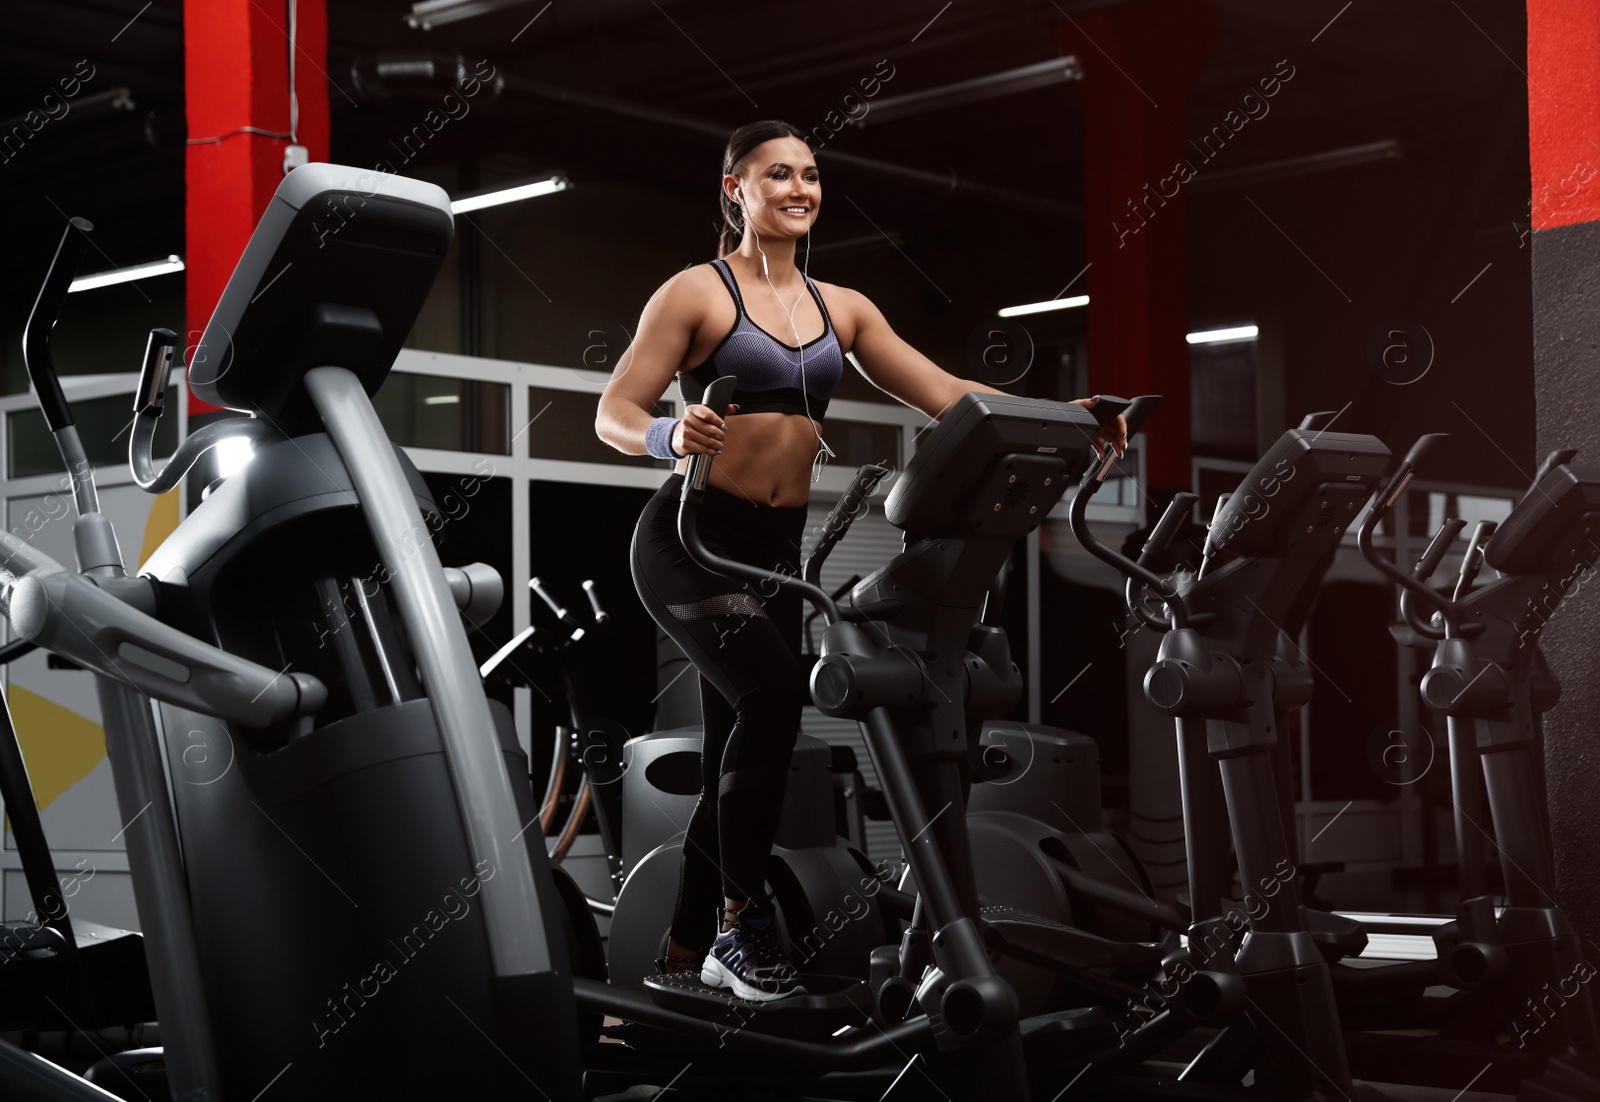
xmin=996 ymin=300 xmax=1259 ymax=346
xmin=998 ymin=295 xmax=1089 ymax=318
xmin=1187 ymin=325 xmax=1258 ymax=345
xmin=450 ymin=174 xmax=569 ymax=215
xmin=69 ymin=255 xmax=184 ymax=293
xmin=424 ymin=394 xmax=461 ymax=405
xmin=407 ymin=0 xmax=531 ymax=30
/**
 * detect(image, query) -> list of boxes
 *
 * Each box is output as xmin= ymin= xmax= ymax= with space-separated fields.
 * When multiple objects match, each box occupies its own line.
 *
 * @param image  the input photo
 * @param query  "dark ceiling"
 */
xmin=0 ymin=0 xmax=1528 ymax=258
xmin=0 ymin=0 xmax=1531 ymax=410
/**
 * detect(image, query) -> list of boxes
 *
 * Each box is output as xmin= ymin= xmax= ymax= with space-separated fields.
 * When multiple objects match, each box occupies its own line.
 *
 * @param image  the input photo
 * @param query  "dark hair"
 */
xmin=718 ymin=119 xmax=807 ymax=259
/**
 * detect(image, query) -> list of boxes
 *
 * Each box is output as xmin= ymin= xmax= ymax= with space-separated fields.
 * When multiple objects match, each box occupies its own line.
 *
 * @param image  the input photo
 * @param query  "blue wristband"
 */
xmin=645 ymin=416 xmax=685 ymax=460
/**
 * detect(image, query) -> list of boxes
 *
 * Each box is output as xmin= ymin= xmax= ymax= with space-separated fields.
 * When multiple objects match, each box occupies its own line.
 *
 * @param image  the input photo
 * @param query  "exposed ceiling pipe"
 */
xmin=500 ymin=73 xmax=1083 ymax=219
xmin=1187 ymin=138 xmax=1402 ymax=193
xmin=665 ymin=5 xmax=1042 ymax=111
xmin=406 ymin=0 xmax=537 ymax=31
xmin=351 ymin=53 xmax=506 ymax=102
xmin=0 ymin=87 xmax=136 ymax=134
xmin=858 ymin=57 xmax=1083 ymax=127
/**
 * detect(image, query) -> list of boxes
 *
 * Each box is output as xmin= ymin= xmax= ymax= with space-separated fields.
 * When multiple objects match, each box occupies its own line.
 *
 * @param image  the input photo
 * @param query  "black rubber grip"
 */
xmin=1086 ymin=393 xmax=1130 ymax=426
xmin=681 ymin=375 xmax=739 ymax=504
xmin=805 ymin=463 xmax=891 ymax=584
xmin=697 ymin=375 xmax=738 ymax=418
xmin=1138 ymin=492 xmax=1198 ymax=568
xmin=1531 ymin=448 xmax=1579 ymax=487
xmin=1402 ymin=432 xmax=1449 ymax=469
xmin=1414 ymin=518 xmax=1467 ymax=582
xmin=1375 ymin=433 xmax=1449 ymax=513
xmin=135 ymin=327 xmax=179 ymax=414
xmin=1453 ymin=520 xmax=1497 ymax=600
xmin=1120 ymin=394 xmax=1163 ymax=439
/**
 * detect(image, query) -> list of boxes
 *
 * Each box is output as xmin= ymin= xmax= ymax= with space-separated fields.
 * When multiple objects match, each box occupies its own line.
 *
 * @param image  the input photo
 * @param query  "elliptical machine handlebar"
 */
xmin=23 ymin=218 xmax=102 ymax=519
xmin=0 ymin=564 xmax=326 ymax=728
xmin=1065 ymin=395 xmax=1188 ymax=628
xmin=1357 ymin=433 xmax=1461 ymax=637
xmin=1114 ymin=393 xmax=1163 ymax=437
xmin=13 ymin=217 xmax=328 ymax=729
xmin=678 ymin=375 xmax=842 ymax=623
xmin=22 ymin=218 xmax=93 ymax=435
xmin=1414 ymin=517 xmax=1467 ymax=584
xmin=1400 ymin=516 xmax=1467 ymax=640
xmin=1454 ymin=520 xmax=1496 ymax=601
xmin=803 ymin=461 xmax=891 ymax=586
xmin=128 ymin=327 xmax=279 ymax=495
xmin=1125 ymin=491 xmax=1199 ymax=631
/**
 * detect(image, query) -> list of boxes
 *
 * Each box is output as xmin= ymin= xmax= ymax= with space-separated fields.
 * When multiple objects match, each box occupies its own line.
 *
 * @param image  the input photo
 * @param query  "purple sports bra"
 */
xmin=677 ymin=258 xmax=846 ymax=420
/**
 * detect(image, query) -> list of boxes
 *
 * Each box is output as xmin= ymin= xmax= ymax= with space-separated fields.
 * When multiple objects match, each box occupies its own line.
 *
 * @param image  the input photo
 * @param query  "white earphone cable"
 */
xmin=745 ymin=187 xmax=835 ymax=483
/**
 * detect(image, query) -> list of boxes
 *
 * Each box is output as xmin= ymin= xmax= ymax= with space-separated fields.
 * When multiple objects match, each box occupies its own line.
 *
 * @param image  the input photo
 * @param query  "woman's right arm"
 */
xmin=595 ymin=270 xmax=730 ymax=458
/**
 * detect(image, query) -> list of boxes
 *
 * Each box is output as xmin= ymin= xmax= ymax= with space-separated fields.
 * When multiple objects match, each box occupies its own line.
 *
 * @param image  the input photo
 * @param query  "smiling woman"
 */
xmin=593 ymin=118 xmax=1125 ymax=1003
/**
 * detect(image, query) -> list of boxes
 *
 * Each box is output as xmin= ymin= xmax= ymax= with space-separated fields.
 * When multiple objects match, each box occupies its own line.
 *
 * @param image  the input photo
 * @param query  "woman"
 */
xmin=595 ymin=120 xmax=1125 ymax=1002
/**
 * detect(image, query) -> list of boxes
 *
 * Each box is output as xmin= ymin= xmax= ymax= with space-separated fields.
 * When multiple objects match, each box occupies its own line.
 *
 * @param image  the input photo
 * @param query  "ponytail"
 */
xmin=717 ymin=190 xmax=744 ymax=259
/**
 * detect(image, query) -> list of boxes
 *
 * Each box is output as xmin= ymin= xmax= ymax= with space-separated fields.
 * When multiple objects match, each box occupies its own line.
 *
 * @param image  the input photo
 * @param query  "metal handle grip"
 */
xmin=530 ymin=577 xmax=579 ymax=630
xmin=581 ymin=579 xmax=608 ymax=624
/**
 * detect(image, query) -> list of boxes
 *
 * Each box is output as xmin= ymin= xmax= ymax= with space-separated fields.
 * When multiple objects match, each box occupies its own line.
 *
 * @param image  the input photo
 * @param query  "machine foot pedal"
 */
xmin=642 ymin=972 xmax=873 ymax=1039
xmin=982 ymin=905 xmax=1164 ymax=969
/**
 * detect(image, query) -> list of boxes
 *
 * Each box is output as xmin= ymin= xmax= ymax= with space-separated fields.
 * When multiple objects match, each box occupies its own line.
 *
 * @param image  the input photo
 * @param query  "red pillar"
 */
xmin=1527 ymin=1 xmax=1600 ymax=232
xmin=184 ymin=0 xmax=329 ymax=413
xmin=1525 ymin=0 xmax=1600 ymax=949
xmin=1052 ymin=0 xmax=1217 ymax=492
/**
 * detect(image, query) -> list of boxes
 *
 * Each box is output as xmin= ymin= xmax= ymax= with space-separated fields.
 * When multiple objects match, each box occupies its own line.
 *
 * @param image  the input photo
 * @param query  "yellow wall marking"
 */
xmin=4 ymin=686 xmax=104 ymax=818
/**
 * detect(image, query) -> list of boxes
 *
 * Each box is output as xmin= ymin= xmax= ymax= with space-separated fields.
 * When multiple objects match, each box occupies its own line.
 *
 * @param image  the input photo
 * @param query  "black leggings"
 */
xmin=630 ymin=473 xmax=809 ymax=950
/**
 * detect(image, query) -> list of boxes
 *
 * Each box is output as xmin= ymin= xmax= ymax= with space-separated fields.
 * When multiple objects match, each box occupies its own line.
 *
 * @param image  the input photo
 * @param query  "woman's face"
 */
xmin=728 ymin=136 xmax=820 ymax=240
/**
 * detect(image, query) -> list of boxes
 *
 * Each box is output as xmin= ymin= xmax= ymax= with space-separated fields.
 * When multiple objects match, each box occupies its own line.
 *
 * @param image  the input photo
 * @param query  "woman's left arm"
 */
xmin=843 ymin=287 xmax=1000 ymax=420
xmin=842 ymin=288 xmax=1126 ymax=457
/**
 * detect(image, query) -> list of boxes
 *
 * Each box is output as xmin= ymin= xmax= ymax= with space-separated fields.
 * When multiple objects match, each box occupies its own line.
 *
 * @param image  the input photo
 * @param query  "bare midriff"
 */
xmin=672 ymin=410 xmax=821 ymax=508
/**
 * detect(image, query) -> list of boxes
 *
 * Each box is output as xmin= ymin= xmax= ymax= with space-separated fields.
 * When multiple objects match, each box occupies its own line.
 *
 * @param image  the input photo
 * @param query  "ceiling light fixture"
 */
xmin=69 ymin=255 xmax=184 ymax=293
xmin=450 ymin=174 xmax=570 ymax=215
xmin=997 ymin=295 xmax=1089 ymax=318
xmin=1187 ymin=325 xmax=1259 ymax=345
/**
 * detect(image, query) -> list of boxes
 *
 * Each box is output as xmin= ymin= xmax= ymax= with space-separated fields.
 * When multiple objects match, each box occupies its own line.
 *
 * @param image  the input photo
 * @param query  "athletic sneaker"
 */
xmin=700 ymin=906 xmax=805 ymax=1002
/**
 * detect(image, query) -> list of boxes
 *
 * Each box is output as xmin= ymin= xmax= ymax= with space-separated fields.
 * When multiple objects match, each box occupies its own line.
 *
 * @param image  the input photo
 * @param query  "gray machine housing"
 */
xmin=128 ymin=164 xmax=582 ymax=1098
